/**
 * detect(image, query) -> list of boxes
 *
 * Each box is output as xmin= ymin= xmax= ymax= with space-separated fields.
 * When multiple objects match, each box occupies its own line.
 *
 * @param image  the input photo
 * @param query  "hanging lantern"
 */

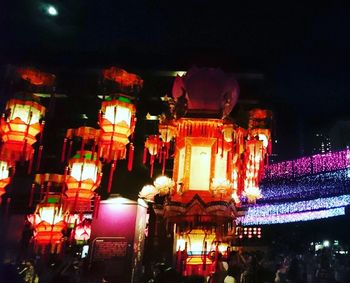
xmin=222 ymin=122 xmax=235 ymax=143
xmin=144 ymin=135 xmax=161 ymax=177
xmin=18 ymin=68 xmax=55 ymax=86
xmin=0 ymin=160 xmax=11 ymax=203
xmin=159 ymin=121 xmax=177 ymax=143
xmin=27 ymin=194 xmax=66 ymax=254
xmin=65 ymin=150 xmax=102 ymax=212
xmin=0 ymin=99 xmax=45 ymax=163
xmin=63 ymin=126 xmax=100 ymax=163
xmin=74 ymin=219 xmax=91 ymax=242
xmin=98 ymin=97 xmax=136 ymax=164
xmin=103 ymin=67 xmax=143 ymax=90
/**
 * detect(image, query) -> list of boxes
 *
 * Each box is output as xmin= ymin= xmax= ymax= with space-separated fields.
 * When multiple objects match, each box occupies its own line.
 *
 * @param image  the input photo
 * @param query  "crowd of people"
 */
xmin=1 ymin=247 xmax=349 ymax=283
xmin=145 ymin=249 xmax=350 ymax=283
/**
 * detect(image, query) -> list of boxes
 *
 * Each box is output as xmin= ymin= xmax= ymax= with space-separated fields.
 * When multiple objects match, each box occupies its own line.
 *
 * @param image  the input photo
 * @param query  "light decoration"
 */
xmin=240 ymin=207 xmax=346 ymax=225
xmin=145 ymin=68 xmax=271 ymax=278
xmin=98 ymin=67 xmax=142 ymax=178
xmin=211 ymin=178 xmax=232 ymax=196
xmin=245 ymin=195 xmax=350 ymax=217
xmin=139 ymin=185 xmax=159 ymax=202
xmin=98 ymin=97 xmax=136 ymax=163
xmin=175 ymin=230 xmax=219 ymax=277
xmin=17 ymin=67 xmax=55 ymax=86
xmin=143 ymin=135 xmax=161 ymax=177
xmin=260 ymin=169 xmax=350 ymax=201
xmin=27 ymin=194 xmax=66 ymax=254
xmin=264 ymin=149 xmax=350 ymax=180
xmin=31 ymin=173 xmax=65 ymax=208
xmin=236 ymin=227 xmax=262 ymax=239
xmin=243 ymin=140 xmax=265 ymax=203
xmin=65 ymin=151 xmax=102 ymax=212
xmin=73 ymin=219 xmax=91 ymax=242
xmin=153 ymin=175 xmax=175 ymax=196
xmin=0 ymin=160 xmax=11 ymax=202
xmin=0 ymin=99 xmax=45 ymax=164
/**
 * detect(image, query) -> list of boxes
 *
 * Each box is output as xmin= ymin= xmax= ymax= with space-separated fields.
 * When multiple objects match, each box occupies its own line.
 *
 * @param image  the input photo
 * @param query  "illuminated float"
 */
xmin=143 ymin=67 xmax=272 ymax=277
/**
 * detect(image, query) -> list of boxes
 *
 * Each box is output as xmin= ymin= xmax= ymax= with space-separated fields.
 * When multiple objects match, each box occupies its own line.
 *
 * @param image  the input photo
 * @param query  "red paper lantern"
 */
xmin=18 ymin=68 xmax=55 ymax=86
xmin=27 ymin=194 xmax=66 ymax=254
xmin=98 ymin=97 xmax=136 ymax=164
xmin=65 ymin=150 xmax=102 ymax=212
xmin=0 ymin=99 xmax=45 ymax=163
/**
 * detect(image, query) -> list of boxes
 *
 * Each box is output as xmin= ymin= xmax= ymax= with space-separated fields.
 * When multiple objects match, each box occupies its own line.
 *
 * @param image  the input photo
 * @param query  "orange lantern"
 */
xmin=63 ymin=126 xmax=100 ymax=163
xmin=143 ymin=135 xmax=161 ymax=177
xmin=65 ymin=150 xmax=102 ymax=212
xmin=103 ymin=67 xmax=143 ymax=89
xmin=18 ymin=68 xmax=55 ymax=86
xmin=98 ymin=97 xmax=136 ymax=165
xmin=0 ymin=99 xmax=45 ymax=163
xmin=27 ymin=194 xmax=66 ymax=254
xmin=73 ymin=219 xmax=91 ymax=242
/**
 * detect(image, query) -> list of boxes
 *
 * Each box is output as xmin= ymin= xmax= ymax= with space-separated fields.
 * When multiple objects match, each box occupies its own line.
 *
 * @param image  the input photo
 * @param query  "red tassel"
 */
xmin=29 ymin=183 xmax=35 ymax=207
xmin=27 ymin=154 xmax=34 ymax=175
xmin=62 ymin=167 xmax=68 ymax=194
xmin=127 ymin=143 xmax=134 ymax=171
xmin=35 ymin=145 xmax=43 ymax=171
xmin=67 ymin=140 xmax=73 ymax=161
xmin=142 ymin=147 xmax=147 ymax=164
xmin=221 ymin=135 xmax=224 ymax=157
xmin=107 ymin=161 xmax=116 ymax=193
xmin=73 ymin=190 xmax=79 ymax=212
xmin=39 ymin=184 xmax=44 ymax=200
xmin=39 ymin=121 xmax=45 ymax=144
xmin=45 ymin=182 xmax=51 ymax=203
xmin=94 ymin=196 xmax=101 ymax=219
xmin=61 ymin=138 xmax=67 ymax=163
xmin=227 ymin=151 xmax=232 ymax=179
xmin=80 ymin=138 xmax=86 ymax=155
xmin=162 ymin=150 xmax=166 ymax=175
xmin=150 ymin=155 xmax=154 ymax=177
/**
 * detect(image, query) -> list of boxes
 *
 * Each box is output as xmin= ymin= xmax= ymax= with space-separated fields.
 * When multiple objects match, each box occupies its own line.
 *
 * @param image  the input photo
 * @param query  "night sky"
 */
xmin=1 ymin=1 xmax=350 ymax=157
xmin=1 ymin=1 xmax=350 ymax=244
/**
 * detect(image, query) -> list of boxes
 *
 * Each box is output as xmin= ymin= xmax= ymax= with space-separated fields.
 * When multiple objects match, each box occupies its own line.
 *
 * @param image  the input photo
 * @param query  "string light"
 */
xmin=241 ymin=207 xmax=346 ymax=225
xmin=264 ymin=149 xmax=350 ymax=180
xmin=261 ymin=169 xmax=350 ymax=201
xmin=246 ymin=195 xmax=350 ymax=217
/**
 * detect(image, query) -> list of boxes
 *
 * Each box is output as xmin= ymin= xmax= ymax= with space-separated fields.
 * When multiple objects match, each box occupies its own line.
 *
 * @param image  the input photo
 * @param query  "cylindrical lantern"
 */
xmin=0 ymin=99 xmax=45 ymax=162
xmin=27 ymin=194 xmax=66 ymax=254
xmin=159 ymin=122 xmax=177 ymax=143
xmin=65 ymin=151 xmax=102 ymax=212
xmin=98 ymin=97 xmax=136 ymax=162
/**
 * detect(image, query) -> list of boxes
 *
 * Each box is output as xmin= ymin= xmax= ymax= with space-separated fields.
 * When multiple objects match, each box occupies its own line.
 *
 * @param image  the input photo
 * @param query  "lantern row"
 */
xmin=240 ymin=207 xmax=346 ymax=226
xmin=245 ymin=194 xmax=350 ymax=217
xmin=261 ymin=169 xmax=350 ymax=202
xmin=264 ymin=149 xmax=350 ymax=181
